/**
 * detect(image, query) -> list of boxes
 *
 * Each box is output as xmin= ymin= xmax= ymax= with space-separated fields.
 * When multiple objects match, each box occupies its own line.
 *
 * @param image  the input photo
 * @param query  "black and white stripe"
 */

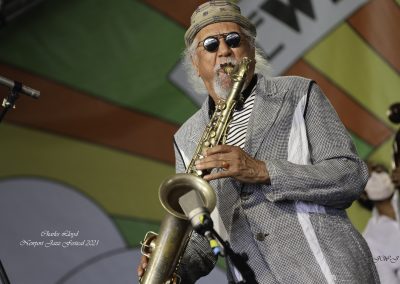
xmin=226 ymin=91 xmax=255 ymax=148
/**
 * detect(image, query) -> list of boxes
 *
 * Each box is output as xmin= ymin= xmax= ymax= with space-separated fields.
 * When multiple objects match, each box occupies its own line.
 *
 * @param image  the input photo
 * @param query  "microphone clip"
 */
xmin=178 ymin=190 xmax=223 ymax=256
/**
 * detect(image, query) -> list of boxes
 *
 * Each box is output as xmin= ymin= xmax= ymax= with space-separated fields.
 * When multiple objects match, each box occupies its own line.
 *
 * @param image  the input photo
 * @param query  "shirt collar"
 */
xmin=371 ymin=191 xmax=400 ymax=228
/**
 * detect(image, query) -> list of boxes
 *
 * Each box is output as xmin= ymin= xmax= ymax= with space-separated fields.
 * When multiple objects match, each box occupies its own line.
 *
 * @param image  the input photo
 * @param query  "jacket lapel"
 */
xmin=187 ymin=101 xmax=211 ymax=167
xmin=244 ymin=76 xmax=287 ymax=157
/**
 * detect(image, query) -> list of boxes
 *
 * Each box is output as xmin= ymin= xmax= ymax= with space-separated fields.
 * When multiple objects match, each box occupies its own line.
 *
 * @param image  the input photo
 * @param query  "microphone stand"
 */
xmin=193 ymin=215 xmax=257 ymax=284
xmin=0 ymin=76 xmax=40 ymax=123
xmin=179 ymin=190 xmax=257 ymax=283
xmin=212 ymin=228 xmax=257 ymax=284
xmin=0 ymin=83 xmax=20 ymax=123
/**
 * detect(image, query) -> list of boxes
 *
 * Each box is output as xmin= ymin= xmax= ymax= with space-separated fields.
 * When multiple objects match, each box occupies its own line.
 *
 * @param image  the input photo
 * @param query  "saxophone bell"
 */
xmin=139 ymin=174 xmax=216 ymax=284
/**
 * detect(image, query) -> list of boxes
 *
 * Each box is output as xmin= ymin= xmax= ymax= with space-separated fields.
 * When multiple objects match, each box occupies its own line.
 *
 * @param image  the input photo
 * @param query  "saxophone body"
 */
xmin=140 ymin=57 xmax=252 ymax=284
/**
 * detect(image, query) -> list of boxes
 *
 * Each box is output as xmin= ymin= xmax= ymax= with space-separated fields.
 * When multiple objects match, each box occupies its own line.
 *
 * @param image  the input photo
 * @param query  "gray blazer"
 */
xmin=174 ymin=75 xmax=379 ymax=283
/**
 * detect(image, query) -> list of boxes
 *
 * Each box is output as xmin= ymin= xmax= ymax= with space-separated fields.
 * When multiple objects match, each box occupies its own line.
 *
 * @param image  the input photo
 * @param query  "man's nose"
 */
xmin=217 ymin=38 xmax=231 ymax=57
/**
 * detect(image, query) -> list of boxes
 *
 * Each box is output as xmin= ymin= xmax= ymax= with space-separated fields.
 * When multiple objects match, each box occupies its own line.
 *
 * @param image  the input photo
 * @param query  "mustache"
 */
xmin=214 ymin=57 xmax=238 ymax=73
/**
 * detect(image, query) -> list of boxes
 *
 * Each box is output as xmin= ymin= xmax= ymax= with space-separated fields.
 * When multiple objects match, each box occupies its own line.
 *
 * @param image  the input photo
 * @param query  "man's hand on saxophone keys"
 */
xmin=195 ymin=145 xmax=271 ymax=184
xmin=137 ymin=255 xmax=148 ymax=279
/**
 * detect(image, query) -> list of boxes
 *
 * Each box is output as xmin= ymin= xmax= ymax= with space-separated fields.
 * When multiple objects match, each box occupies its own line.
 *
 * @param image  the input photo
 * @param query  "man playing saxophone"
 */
xmin=138 ymin=1 xmax=379 ymax=283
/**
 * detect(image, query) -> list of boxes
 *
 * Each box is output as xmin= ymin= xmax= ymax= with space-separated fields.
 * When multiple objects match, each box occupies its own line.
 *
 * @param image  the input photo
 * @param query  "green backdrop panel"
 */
xmin=0 ymin=0 xmax=197 ymax=124
xmin=113 ymin=216 xmax=160 ymax=248
xmin=350 ymin=132 xmax=373 ymax=159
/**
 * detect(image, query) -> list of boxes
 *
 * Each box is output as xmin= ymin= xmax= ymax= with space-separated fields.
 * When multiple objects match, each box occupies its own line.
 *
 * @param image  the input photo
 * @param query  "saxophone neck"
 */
xmin=225 ymin=57 xmax=252 ymax=106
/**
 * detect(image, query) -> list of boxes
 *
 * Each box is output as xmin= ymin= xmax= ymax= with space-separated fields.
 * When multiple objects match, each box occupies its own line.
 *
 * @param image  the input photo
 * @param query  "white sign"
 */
xmin=169 ymin=0 xmax=367 ymax=105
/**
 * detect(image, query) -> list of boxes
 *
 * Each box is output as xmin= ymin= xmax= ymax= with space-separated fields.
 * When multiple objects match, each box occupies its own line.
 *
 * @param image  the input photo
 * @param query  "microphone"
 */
xmin=179 ymin=191 xmax=257 ymax=283
xmin=388 ymin=103 xmax=400 ymax=169
xmin=0 ymin=75 xmax=40 ymax=98
xmin=388 ymin=103 xmax=400 ymax=124
xmin=178 ymin=190 xmax=222 ymax=256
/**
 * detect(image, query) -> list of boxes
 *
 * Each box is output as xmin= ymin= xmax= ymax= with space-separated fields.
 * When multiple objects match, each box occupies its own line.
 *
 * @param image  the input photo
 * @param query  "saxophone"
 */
xmin=139 ymin=57 xmax=252 ymax=284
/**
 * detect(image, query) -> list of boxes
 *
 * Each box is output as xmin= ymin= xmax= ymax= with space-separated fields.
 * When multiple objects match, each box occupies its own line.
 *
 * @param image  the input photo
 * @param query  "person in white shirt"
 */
xmin=363 ymin=165 xmax=400 ymax=284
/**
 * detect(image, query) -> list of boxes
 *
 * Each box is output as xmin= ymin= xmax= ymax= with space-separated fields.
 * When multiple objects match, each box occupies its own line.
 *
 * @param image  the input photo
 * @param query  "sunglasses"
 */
xmin=198 ymin=32 xmax=242 ymax=53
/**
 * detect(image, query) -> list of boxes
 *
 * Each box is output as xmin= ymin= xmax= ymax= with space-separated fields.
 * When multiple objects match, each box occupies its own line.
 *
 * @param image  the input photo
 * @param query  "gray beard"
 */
xmin=213 ymin=75 xmax=231 ymax=100
xmin=213 ymin=57 xmax=237 ymax=100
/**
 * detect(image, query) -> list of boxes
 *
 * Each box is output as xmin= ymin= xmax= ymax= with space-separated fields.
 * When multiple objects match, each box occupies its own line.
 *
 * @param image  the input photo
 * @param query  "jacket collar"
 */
xmin=243 ymin=75 xmax=286 ymax=157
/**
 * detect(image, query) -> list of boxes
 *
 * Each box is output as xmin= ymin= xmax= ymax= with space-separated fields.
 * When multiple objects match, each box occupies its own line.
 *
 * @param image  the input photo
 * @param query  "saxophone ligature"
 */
xmin=139 ymin=57 xmax=252 ymax=284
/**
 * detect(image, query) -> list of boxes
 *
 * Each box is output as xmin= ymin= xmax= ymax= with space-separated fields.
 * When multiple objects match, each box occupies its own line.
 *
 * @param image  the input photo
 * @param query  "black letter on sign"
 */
xmin=260 ymin=0 xmax=315 ymax=32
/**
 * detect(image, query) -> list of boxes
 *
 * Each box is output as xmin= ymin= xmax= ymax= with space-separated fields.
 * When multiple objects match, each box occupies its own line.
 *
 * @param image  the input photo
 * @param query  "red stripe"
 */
xmin=0 ymin=63 xmax=178 ymax=165
xmin=348 ymin=0 xmax=400 ymax=72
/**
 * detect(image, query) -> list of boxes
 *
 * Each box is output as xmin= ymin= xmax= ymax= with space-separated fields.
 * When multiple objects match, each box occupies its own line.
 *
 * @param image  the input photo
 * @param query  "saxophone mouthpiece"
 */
xmin=220 ymin=63 xmax=235 ymax=75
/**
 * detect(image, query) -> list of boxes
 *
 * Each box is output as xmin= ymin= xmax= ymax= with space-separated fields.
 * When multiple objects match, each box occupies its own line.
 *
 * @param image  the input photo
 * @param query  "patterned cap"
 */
xmin=184 ymin=0 xmax=256 ymax=47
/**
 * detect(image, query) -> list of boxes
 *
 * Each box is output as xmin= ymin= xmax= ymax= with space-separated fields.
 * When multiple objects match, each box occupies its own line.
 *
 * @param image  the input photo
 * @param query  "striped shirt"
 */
xmin=207 ymin=75 xmax=258 ymax=149
xmin=226 ymin=90 xmax=255 ymax=148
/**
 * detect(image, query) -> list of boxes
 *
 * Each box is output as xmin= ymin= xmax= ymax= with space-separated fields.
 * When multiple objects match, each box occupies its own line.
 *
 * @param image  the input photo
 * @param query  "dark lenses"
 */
xmin=225 ymin=32 xmax=241 ymax=48
xmin=202 ymin=32 xmax=241 ymax=52
xmin=203 ymin=37 xmax=220 ymax=52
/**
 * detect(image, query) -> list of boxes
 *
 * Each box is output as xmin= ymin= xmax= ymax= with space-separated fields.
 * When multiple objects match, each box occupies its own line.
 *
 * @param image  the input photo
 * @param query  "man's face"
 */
xmin=192 ymin=22 xmax=255 ymax=101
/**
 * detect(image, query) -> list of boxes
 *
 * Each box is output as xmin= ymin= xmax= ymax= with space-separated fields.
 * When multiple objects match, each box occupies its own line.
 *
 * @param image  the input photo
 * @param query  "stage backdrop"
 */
xmin=0 ymin=0 xmax=399 ymax=283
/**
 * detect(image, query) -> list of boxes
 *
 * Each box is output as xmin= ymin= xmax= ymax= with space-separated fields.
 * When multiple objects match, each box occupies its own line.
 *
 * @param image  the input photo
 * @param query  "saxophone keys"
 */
xmin=216 ymin=103 xmax=226 ymax=111
xmin=140 ymin=231 xmax=158 ymax=258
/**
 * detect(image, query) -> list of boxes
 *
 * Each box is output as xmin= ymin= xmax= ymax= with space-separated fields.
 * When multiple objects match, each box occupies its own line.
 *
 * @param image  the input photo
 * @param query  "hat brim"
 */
xmin=184 ymin=15 xmax=256 ymax=47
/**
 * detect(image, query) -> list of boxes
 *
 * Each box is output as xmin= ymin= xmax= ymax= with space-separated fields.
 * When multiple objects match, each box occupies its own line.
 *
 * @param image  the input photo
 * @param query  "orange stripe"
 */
xmin=0 ymin=63 xmax=178 ymax=164
xmin=348 ymin=0 xmax=400 ymax=72
xmin=285 ymin=60 xmax=393 ymax=147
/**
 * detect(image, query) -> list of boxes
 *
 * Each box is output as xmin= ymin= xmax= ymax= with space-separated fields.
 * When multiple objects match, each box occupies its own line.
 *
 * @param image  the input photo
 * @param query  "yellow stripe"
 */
xmin=304 ymin=23 xmax=400 ymax=128
xmin=368 ymin=138 xmax=396 ymax=170
xmin=0 ymin=123 xmax=174 ymax=221
xmin=346 ymin=202 xmax=371 ymax=232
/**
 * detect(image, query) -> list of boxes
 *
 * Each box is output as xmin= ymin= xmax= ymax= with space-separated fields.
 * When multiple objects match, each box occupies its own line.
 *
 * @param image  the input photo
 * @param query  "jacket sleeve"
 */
xmin=173 ymin=139 xmax=218 ymax=282
xmin=264 ymin=83 xmax=368 ymax=209
xmin=176 ymin=231 xmax=217 ymax=283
